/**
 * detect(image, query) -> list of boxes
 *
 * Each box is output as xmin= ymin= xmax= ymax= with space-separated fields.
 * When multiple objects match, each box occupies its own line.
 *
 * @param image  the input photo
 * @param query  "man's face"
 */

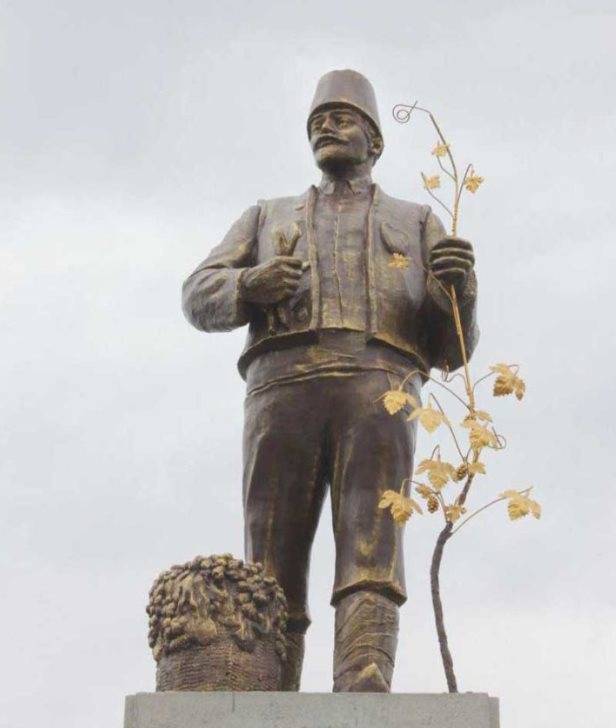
xmin=309 ymin=106 xmax=373 ymax=172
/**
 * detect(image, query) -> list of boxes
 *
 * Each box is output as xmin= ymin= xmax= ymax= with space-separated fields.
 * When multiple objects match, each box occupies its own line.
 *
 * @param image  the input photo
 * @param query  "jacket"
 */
xmin=182 ymin=184 xmax=479 ymax=379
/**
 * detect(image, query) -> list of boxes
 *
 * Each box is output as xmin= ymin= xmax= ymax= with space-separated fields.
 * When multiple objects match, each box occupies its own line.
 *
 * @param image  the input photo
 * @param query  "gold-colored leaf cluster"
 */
xmin=409 ymin=404 xmax=448 ymax=433
xmin=490 ymin=364 xmax=526 ymax=400
xmin=377 ymin=107 xmax=539 ymax=545
xmin=462 ymin=418 xmax=499 ymax=452
xmin=415 ymin=483 xmax=434 ymax=499
xmin=431 ymin=142 xmax=450 ymax=157
xmin=422 ymin=173 xmax=441 ymax=190
xmin=445 ymin=504 xmax=467 ymax=523
xmin=379 ymin=490 xmax=422 ymax=524
xmin=464 ymin=171 xmax=484 ymax=193
xmin=416 ymin=457 xmax=456 ymax=489
xmin=472 ymin=409 xmax=492 ymax=423
xmin=382 ymin=389 xmax=417 ymax=415
xmin=500 ymin=490 xmax=541 ymax=521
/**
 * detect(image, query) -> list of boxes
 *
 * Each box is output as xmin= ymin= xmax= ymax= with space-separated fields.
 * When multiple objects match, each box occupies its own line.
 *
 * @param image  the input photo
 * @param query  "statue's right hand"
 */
xmin=239 ymin=256 xmax=304 ymax=305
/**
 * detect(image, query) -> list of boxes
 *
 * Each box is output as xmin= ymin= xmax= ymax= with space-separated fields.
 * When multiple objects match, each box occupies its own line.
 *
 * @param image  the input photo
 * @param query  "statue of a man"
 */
xmin=182 ymin=69 xmax=478 ymax=693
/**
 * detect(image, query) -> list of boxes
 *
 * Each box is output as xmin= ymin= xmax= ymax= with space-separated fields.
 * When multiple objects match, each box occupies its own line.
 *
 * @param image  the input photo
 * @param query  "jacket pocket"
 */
xmin=380 ymin=222 xmax=411 ymax=256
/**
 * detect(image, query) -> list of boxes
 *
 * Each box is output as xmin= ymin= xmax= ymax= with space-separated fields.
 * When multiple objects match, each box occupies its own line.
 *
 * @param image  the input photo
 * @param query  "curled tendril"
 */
xmin=440 ymin=367 xmax=466 ymax=386
xmin=392 ymin=101 xmax=418 ymax=124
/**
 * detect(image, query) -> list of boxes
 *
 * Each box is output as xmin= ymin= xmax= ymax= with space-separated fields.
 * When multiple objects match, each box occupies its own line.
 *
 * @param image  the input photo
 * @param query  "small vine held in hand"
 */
xmin=378 ymin=104 xmax=540 ymax=693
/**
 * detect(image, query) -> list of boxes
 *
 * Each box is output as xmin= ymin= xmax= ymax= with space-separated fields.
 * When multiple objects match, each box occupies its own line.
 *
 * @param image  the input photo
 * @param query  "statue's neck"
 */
xmin=319 ymin=160 xmax=374 ymax=184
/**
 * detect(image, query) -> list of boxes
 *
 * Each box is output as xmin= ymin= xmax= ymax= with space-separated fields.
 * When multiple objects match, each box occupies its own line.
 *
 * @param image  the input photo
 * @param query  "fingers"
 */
xmin=430 ymin=247 xmax=475 ymax=265
xmin=269 ymin=256 xmax=304 ymax=280
xmin=279 ymin=264 xmax=303 ymax=279
xmin=430 ymin=255 xmax=474 ymax=273
xmin=275 ymin=256 xmax=304 ymax=268
xmin=431 ymin=237 xmax=473 ymax=254
xmin=430 ymin=238 xmax=475 ymax=286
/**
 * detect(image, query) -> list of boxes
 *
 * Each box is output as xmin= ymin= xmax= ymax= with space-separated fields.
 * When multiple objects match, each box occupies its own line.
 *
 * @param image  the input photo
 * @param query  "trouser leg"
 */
xmin=329 ymin=370 xmax=417 ymax=608
xmin=243 ymin=379 xmax=328 ymax=691
xmin=333 ymin=590 xmax=399 ymax=692
xmin=328 ymin=370 xmax=418 ymax=692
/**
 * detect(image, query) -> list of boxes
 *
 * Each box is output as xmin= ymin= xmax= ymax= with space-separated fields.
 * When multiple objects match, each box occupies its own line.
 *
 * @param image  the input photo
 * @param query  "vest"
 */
xmin=237 ymin=185 xmax=432 ymax=377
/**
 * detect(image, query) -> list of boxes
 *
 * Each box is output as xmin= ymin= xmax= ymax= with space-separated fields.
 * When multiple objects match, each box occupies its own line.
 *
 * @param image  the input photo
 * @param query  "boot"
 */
xmin=280 ymin=632 xmax=305 ymax=691
xmin=333 ymin=590 xmax=399 ymax=692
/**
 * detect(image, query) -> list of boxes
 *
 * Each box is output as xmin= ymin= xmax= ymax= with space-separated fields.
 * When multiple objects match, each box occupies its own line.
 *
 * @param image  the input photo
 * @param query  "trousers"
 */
xmin=242 ymin=368 xmax=418 ymax=632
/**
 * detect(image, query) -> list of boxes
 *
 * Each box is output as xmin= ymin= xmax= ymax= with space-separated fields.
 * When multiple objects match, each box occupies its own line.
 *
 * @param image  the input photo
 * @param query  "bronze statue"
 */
xmin=182 ymin=69 xmax=478 ymax=693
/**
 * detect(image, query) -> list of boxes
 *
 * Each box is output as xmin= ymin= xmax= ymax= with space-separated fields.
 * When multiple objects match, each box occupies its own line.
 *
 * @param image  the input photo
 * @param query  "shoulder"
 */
xmin=375 ymin=186 xmax=431 ymax=232
xmin=376 ymin=186 xmax=430 ymax=223
xmin=257 ymin=189 xmax=311 ymax=217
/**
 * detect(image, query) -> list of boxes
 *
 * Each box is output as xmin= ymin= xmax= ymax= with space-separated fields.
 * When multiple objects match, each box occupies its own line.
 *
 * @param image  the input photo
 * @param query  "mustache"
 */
xmin=314 ymin=134 xmax=347 ymax=149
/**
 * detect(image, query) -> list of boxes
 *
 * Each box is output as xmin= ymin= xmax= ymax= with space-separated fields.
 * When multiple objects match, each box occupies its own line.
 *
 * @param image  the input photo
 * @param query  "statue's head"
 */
xmin=307 ymin=69 xmax=384 ymax=175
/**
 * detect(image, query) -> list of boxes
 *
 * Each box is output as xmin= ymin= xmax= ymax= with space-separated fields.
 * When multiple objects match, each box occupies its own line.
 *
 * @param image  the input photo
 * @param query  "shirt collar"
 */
xmin=318 ymin=173 xmax=373 ymax=196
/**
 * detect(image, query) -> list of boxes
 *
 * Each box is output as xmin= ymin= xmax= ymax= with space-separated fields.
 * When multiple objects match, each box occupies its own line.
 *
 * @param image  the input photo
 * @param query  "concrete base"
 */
xmin=124 ymin=691 xmax=500 ymax=728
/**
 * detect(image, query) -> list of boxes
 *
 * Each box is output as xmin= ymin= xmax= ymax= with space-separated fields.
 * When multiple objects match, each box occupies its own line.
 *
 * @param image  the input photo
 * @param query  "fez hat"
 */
xmin=307 ymin=69 xmax=383 ymax=144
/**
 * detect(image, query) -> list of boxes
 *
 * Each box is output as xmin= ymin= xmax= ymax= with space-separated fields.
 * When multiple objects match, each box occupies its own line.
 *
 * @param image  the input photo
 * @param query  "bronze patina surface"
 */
xmin=182 ymin=69 xmax=478 ymax=692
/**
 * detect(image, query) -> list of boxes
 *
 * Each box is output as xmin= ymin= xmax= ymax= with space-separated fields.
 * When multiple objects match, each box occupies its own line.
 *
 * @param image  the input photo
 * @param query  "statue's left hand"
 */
xmin=428 ymin=236 xmax=475 ymax=293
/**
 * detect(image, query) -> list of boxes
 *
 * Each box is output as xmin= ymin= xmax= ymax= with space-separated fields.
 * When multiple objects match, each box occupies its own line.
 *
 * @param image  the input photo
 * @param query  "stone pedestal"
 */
xmin=124 ymin=691 xmax=500 ymax=728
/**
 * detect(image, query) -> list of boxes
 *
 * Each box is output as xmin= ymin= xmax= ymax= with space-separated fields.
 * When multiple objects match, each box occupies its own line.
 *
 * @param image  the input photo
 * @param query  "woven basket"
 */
xmin=156 ymin=636 xmax=282 ymax=691
xmin=147 ymin=554 xmax=288 ymax=692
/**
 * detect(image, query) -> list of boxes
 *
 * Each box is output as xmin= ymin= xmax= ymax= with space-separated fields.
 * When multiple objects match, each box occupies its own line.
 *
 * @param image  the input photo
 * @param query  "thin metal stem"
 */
xmin=429 ymin=393 xmax=466 ymax=462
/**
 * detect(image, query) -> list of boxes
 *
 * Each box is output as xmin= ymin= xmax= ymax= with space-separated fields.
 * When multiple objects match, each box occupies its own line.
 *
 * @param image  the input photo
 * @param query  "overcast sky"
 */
xmin=1 ymin=1 xmax=615 ymax=726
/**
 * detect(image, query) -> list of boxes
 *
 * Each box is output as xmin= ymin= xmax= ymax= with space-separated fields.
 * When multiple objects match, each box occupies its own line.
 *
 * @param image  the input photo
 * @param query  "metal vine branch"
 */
xmin=378 ymin=101 xmax=541 ymax=693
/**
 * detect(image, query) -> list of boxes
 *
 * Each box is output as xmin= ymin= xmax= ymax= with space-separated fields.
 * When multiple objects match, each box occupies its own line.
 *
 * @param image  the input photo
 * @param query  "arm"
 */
xmin=182 ymin=204 xmax=304 ymax=332
xmin=421 ymin=207 xmax=479 ymax=372
xmin=181 ymin=205 xmax=260 ymax=332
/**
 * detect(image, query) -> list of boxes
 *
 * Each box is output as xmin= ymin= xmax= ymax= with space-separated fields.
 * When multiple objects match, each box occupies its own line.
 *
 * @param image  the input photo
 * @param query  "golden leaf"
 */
xmin=416 ymin=458 xmax=456 ymax=489
xmin=464 ymin=172 xmax=484 ymax=193
xmin=461 ymin=419 xmax=498 ymax=451
xmin=500 ymin=489 xmax=541 ymax=521
xmin=490 ymin=363 xmax=526 ymax=400
xmin=445 ymin=504 xmax=467 ymax=523
xmin=408 ymin=405 xmax=447 ymax=433
xmin=474 ymin=409 xmax=493 ymax=423
xmin=415 ymin=483 xmax=434 ymax=499
xmin=431 ymin=142 xmax=450 ymax=158
xmin=382 ymin=389 xmax=417 ymax=415
xmin=388 ymin=253 xmax=411 ymax=270
xmin=514 ymin=379 xmax=526 ymax=400
xmin=467 ymin=461 xmax=486 ymax=475
xmin=379 ymin=490 xmax=422 ymax=525
xmin=422 ymin=173 xmax=441 ymax=190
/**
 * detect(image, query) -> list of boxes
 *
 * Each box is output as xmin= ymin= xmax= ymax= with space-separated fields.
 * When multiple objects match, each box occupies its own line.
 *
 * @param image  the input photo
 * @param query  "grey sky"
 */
xmin=1 ymin=1 xmax=615 ymax=726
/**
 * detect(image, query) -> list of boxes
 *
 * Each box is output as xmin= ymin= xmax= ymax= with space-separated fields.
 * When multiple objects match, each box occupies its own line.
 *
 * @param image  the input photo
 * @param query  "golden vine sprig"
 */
xmin=386 ymin=102 xmax=539 ymax=694
xmin=377 ymin=362 xmax=537 ymax=531
xmin=392 ymin=102 xmax=484 ymax=237
xmin=378 ymin=105 xmax=540 ymax=531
